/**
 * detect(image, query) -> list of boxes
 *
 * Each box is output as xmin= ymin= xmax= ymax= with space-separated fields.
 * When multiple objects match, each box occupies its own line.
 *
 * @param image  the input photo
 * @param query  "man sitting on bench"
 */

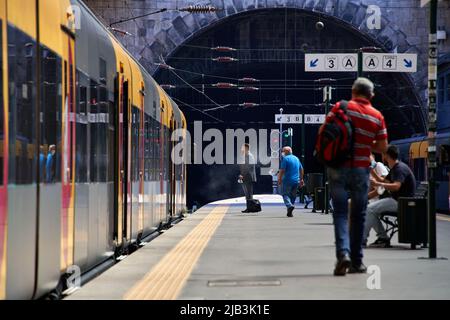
xmin=363 ymin=145 xmax=416 ymax=247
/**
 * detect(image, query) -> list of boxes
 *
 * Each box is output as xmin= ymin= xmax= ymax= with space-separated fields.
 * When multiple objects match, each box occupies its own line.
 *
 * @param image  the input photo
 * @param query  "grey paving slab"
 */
xmin=179 ymin=196 xmax=450 ymax=300
xmin=67 ymin=205 xmax=215 ymax=300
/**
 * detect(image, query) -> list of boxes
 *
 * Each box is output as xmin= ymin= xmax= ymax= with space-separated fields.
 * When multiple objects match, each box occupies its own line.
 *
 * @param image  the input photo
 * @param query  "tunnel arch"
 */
xmin=149 ymin=7 xmax=426 ymax=206
xmin=127 ymin=1 xmax=428 ymax=103
xmin=154 ymin=8 xmax=426 ymax=137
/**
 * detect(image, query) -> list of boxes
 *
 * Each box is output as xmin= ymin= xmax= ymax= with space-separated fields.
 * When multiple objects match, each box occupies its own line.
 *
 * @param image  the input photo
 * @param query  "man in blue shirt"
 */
xmin=278 ymin=146 xmax=304 ymax=217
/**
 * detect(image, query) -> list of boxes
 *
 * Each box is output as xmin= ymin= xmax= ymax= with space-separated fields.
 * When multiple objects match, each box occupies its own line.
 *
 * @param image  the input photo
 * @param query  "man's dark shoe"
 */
xmin=287 ymin=206 xmax=294 ymax=217
xmin=348 ymin=263 xmax=367 ymax=274
xmin=333 ymin=253 xmax=351 ymax=276
xmin=369 ymin=237 xmax=391 ymax=248
xmin=241 ymin=209 xmax=250 ymax=213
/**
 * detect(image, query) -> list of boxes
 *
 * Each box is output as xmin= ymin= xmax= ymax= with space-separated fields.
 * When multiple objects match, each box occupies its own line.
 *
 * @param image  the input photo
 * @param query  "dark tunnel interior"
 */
xmin=154 ymin=9 xmax=426 ymax=208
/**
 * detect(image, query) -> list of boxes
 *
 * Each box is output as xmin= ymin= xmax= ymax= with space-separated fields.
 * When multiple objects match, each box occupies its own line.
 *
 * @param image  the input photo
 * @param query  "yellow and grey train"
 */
xmin=0 ymin=0 xmax=187 ymax=299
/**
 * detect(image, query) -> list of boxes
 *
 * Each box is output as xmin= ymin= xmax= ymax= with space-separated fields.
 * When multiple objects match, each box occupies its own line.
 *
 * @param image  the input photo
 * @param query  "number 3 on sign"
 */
xmin=326 ymin=56 xmax=337 ymax=70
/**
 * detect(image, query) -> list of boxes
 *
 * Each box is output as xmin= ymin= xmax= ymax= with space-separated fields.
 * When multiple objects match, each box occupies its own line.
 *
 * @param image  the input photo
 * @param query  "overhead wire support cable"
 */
xmin=166 ymin=64 xmax=230 ymax=113
xmin=171 ymin=97 xmax=224 ymax=123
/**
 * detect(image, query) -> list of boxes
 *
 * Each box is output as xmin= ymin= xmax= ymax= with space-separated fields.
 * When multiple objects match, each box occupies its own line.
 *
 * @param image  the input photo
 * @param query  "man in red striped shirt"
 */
xmin=326 ymin=77 xmax=388 ymax=276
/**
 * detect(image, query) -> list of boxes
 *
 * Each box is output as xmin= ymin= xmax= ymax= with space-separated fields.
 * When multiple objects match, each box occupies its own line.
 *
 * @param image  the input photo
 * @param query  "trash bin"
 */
xmin=398 ymin=197 xmax=428 ymax=248
xmin=314 ymin=187 xmax=326 ymax=212
xmin=306 ymin=173 xmax=323 ymax=195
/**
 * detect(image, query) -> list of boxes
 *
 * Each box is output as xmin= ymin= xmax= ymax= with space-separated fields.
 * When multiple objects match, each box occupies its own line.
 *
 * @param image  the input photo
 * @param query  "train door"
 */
xmin=169 ymin=117 xmax=176 ymax=218
xmin=160 ymin=105 xmax=166 ymax=222
xmin=33 ymin=0 xmax=77 ymax=298
xmin=115 ymin=74 xmax=130 ymax=248
xmin=130 ymin=104 xmax=140 ymax=242
xmin=138 ymin=85 xmax=145 ymax=236
xmin=59 ymin=22 xmax=76 ymax=274
xmin=5 ymin=0 xmax=39 ymax=299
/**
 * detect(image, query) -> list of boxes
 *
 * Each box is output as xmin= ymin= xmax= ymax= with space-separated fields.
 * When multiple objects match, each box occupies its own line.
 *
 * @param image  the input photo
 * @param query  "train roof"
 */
xmin=391 ymin=132 xmax=450 ymax=145
xmin=76 ymin=0 xmax=183 ymax=118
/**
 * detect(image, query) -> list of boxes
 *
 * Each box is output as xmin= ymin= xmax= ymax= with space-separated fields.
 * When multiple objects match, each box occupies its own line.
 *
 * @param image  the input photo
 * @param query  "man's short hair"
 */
xmin=282 ymin=146 xmax=292 ymax=154
xmin=243 ymin=143 xmax=250 ymax=149
xmin=352 ymin=77 xmax=374 ymax=99
xmin=385 ymin=145 xmax=399 ymax=160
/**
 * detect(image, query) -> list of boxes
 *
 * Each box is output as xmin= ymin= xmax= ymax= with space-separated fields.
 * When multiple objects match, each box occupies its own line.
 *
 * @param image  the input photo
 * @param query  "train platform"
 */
xmin=66 ymin=195 xmax=450 ymax=300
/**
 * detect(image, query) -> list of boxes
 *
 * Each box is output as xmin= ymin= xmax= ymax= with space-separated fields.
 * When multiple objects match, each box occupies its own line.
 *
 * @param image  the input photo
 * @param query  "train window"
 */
xmin=99 ymin=58 xmax=107 ymax=85
xmin=144 ymin=114 xmax=150 ymax=182
xmin=7 ymin=25 xmax=37 ymax=184
xmin=90 ymin=80 xmax=98 ymax=182
xmin=131 ymin=107 xmax=140 ymax=182
xmin=152 ymin=117 xmax=158 ymax=181
xmin=76 ymin=71 xmax=88 ymax=183
xmin=150 ymin=117 xmax=154 ymax=181
xmin=40 ymin=46 xmax=62 ymax=184
xmin=0 ymin=22 xmax=3 ymax=186
xmin=107 ymin=99 xmax=115 ymax=183
xmin=98 ymin=82 xmax=108 ymax=182
xmin=131 ymin=108 xmax=136 ymax=182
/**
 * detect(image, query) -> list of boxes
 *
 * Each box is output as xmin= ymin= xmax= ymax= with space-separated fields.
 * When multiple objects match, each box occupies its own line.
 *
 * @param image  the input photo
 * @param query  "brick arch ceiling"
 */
xmin=138 ymin=0 xmax=425 ymax=106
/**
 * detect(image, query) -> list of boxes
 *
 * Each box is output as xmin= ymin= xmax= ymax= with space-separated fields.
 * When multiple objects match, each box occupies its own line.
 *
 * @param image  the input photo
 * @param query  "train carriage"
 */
xmin=390 ymin=53 xmax=450 ymax=215
xmin=0 ymin=0 xmax=186 ymax=299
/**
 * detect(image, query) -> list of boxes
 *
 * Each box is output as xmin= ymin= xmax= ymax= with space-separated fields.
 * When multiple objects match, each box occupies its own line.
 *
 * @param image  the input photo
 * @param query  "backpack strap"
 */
xmin=338 ymin=100 xmax=355 ymax=167
xmin=338 ymin=100 xmax=349 ymax=112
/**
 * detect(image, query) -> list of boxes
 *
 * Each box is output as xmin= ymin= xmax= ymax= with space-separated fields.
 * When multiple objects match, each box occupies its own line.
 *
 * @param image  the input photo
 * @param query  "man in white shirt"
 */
xmin=368 ymin=154 xmax=389 ymax=204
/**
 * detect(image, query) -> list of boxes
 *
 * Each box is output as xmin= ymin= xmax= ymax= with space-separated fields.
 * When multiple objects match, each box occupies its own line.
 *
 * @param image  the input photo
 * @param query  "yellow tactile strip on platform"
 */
xmin=124 ymin=205 xmax=229 ymax=300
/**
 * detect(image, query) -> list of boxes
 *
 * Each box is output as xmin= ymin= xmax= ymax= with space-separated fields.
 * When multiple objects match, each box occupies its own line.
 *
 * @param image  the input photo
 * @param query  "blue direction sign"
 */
xmin=362 ymin=53 xmax=417 ymax=72
xmin=305 ymin=53 xmax=358 ymax=72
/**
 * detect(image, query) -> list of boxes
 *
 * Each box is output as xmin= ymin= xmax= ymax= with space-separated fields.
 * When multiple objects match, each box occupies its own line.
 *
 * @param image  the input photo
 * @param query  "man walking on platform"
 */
xmin=323 ymin=78 xmax=388 ymax=276
xmin=278 ymin=146 xmax=304 ymax=217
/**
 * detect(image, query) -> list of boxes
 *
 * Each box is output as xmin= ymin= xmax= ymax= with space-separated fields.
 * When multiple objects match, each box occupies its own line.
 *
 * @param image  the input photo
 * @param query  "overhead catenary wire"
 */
xmin=168 ymin=65 xmax=230 ymax=113
xmin=93 ymin=4 xmax=443 ymax=10
xmin=171 ymin=97 xmax=224 ymax=123
xmin=164 ymin=65 xmax=358 ymax=83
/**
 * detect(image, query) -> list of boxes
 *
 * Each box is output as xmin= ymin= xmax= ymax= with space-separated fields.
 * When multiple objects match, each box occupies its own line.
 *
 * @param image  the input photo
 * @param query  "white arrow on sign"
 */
xmin=305 ymin=53 xmax=358 ymax=72
xmin=362 ymin=53 xmax=417 ymax=73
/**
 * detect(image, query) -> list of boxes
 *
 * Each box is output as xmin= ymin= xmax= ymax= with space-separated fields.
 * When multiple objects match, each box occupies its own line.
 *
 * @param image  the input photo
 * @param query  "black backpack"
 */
xmin=313 ymin=100 xmax=354 ymax=168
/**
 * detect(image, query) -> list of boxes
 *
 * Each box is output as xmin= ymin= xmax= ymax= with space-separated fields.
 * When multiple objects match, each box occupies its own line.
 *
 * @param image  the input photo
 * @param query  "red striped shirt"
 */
xmin=326 ymin=98 xmax=388 ymax=168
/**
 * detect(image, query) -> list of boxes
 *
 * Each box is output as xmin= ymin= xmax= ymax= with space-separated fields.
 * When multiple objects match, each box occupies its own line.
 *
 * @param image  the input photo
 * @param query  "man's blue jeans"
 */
xmin=282 ymin=182 xmax=299 ymax=208
xmin=328 ymin=167 xmax=370 ymax=264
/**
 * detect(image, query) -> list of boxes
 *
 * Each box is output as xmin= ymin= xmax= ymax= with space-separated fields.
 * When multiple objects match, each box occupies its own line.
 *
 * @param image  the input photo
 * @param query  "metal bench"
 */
xmin=379 ymin=211 xmax=398 ymax=246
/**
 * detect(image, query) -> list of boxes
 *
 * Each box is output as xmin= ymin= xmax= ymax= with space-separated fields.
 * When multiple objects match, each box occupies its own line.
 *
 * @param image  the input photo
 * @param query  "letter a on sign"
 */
xmin=342 ymin=55 xmax=356 ymax=70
